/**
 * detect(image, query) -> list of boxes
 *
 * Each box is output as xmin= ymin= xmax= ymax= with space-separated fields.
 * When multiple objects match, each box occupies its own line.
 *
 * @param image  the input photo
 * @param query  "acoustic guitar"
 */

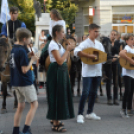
xmin=81 ymin=47 xmax=107 ymax=65
xmin=120 ymin=53 xmax=134 ymax=70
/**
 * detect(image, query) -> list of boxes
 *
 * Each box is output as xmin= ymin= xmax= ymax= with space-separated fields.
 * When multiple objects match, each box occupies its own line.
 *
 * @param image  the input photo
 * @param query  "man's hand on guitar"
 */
xmin=88 ymin=54 xmax=97 ymax=60
xmin=128 ymin=58 xmax=134 ymax=65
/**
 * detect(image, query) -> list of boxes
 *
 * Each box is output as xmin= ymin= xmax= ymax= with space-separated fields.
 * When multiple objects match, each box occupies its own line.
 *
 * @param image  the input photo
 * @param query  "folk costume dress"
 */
xmin=46 ymin=40 xmax=75 ymax=120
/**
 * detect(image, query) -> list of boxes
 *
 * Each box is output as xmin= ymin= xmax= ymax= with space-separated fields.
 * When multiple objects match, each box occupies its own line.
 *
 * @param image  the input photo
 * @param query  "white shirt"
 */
xmin=49 ymin=40 xmax=66 ymax=63
xmin=122 ymin=45 xmax=134 ymax=78
xmin=49 ymin=20 xmax=66 ymax=36
xmin=39 ymin=35 xmax=47 ymax=46
xmin=74 ymin=38 xmax=105 ymax=77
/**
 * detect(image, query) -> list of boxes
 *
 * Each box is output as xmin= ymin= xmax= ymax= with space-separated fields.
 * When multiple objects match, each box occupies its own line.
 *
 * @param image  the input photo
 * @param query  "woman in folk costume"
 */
xmin=46 ymin=25 xmax=75 ymax=132
xmin=49 ymin=9 xmax=66 ymax=37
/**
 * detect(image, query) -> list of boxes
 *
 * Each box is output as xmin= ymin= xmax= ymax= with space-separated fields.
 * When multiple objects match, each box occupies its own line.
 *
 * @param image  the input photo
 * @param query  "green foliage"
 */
xmin=0 ymin=0 xmax=77 ymax=34
xmin=45 ymin=0 xmax=53 ymax=13
xmin=46 ymin=0 xmax=78 ymax=27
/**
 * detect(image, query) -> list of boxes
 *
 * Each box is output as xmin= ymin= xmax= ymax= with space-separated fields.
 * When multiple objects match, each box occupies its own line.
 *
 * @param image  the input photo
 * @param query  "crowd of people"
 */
xmin=0 ymin=6 xmax=134 ymax=134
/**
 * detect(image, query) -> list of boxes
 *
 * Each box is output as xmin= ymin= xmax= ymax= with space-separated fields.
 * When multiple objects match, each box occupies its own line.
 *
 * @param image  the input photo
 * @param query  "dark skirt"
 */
xmin=46 ymin=62 xmax=75 ymax=120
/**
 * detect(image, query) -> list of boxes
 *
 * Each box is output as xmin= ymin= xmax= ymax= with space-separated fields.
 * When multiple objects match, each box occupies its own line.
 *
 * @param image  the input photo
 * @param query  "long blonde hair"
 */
xmin=51 ymin=9 xmax=63 ymax=20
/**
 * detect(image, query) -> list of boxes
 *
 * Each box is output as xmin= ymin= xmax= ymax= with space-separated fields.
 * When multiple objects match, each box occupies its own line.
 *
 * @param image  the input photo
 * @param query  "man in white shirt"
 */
xmin=74 ymin=24 xmax=104 ymax=123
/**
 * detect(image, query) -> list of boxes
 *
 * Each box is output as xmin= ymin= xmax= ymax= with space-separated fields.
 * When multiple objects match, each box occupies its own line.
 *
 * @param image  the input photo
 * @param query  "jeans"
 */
xmin=104 ymin=63 xmax=118 ymax=100
xmin=122 ymin=76 xmax=134 ymax=110
xmin=78 ymin=76 xmax=101 ymax=115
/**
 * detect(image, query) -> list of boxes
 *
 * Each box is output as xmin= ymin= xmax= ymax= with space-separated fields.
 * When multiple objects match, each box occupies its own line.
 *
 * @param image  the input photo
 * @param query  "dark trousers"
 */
xmin=78 ymin=77 xmax=101 ymax=115
xmin=32 ymin=64 xmax=38 ymax=92
xmin=122 ymin=76 xmax=134 ymax=110
xmin=118 ymin=64 xmax=122 ymax=95
xmin=33 ymin=64 xmax=37 ymax=78
xmin=104 ymin=63 xmax=118 ymax=100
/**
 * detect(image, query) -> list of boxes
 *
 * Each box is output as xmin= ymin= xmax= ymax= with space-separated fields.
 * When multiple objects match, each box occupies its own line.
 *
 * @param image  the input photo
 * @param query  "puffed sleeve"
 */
xmin=49 ymin=42 xmax=59 ymax=52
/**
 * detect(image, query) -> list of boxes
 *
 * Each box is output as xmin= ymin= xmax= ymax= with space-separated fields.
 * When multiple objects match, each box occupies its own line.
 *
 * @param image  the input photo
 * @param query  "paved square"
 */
xmin=0 ymin=84 xmax=134 ymax=134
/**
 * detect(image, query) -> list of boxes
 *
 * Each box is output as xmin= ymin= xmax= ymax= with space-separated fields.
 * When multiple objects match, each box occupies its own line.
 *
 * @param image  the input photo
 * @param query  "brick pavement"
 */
xmin=0 ymin=84 xmax=134 ymax=134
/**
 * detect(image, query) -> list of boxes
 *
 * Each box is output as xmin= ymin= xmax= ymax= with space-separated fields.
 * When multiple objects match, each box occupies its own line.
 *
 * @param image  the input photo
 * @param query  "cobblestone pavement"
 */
xmin=0 ymin=83 xmax=134 ymax=134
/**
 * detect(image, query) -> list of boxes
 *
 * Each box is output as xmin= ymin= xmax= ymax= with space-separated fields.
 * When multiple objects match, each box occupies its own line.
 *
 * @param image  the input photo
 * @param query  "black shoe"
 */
xmin=127 ymin=110 xmax=134 ymax=116
xmin=100 ymin=93 xmax=104 ymax=96
xmin=22 ymin=128 xmax=32 ymax=134
xmin=7 ymin=93 xmax=12 ymax=97
xmin=120 ymin=109 xmax=129 ymax=118
xmin=113 ymin=100 xmax=119 ymax=105
xmin=107 ymin=100 xmax=113 ymax=105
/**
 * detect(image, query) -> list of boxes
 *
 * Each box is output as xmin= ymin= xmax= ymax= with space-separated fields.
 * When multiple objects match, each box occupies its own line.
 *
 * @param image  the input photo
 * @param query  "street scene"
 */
xmin=0 ymin=84 xmax=134 ymax=134
xmin=0 ymin=0 xmax=134 ymax=134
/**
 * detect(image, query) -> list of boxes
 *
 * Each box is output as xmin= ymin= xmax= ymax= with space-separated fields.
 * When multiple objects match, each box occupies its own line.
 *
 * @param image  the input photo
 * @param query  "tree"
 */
xmin=0 ymin=0 xmax=44 ymax=35
xmin=46 ymin=0 xmax=78 ymax=27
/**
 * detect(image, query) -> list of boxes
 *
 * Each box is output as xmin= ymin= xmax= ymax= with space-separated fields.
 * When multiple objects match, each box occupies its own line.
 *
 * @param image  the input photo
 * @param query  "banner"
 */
xmin=0 ymin=0 xmax=10 ymax=24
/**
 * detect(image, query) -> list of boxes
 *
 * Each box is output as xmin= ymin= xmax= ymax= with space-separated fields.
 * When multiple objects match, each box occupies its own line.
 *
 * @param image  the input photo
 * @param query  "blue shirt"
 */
xmin=0 ymin=22 xmax=26 ymax=37
xmin=10 ymin=45 xmax=33 ymax=86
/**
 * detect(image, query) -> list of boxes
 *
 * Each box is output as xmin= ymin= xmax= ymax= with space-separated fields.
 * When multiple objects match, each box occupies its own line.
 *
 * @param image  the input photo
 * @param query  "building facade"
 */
xmin=73 ymin=0 xmax=100 ymax=39
xmin=100 ymin=0 xmax=134 ymax=36
xmin=74 ymin=0 xmax=134 ymax=38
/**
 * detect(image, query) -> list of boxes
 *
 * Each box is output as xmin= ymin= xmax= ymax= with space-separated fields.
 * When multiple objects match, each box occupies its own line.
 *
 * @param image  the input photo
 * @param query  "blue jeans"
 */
xmin=78 ymin=76 xmax=101 ymax=115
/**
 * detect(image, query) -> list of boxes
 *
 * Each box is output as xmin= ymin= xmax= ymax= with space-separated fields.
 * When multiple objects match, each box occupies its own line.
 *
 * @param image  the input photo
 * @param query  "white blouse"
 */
xmin=39 ymin=35 xmax=47 ymax=46
xmin=49 ymin=20 xmax=66 ymax=36
xmin=122 ymin=45 xmax=134 ymax=78
xmin=49 ymin=40 xmax=66 ymax=63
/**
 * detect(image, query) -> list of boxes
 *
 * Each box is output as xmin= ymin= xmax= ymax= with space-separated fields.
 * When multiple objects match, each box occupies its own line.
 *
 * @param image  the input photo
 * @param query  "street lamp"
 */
xmin=44 ymin=0 xmax=47 ymax=13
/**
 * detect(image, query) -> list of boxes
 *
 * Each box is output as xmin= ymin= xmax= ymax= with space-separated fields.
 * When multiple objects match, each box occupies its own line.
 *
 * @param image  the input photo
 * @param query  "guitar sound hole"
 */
xmin=130 ymin=57 xmax=134 ymax=67
xmin=93 ymin=51 xmax=99 ymax=62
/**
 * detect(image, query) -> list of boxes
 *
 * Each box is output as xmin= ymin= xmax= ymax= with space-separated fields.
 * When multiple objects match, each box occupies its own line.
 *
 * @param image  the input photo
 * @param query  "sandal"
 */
xmin=52 ymin=125 xmax=67 ymax=133
xmin=50 ymin=120 xmax=64 ymax=126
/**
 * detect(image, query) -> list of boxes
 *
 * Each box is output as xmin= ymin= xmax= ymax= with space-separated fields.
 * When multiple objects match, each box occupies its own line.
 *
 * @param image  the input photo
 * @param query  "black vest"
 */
xmin=7 ymin=20 xmax=22 ymax=40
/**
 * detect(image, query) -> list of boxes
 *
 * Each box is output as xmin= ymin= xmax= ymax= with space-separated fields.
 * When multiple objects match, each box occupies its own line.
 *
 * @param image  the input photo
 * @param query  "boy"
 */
xmin=0 ymin=6 xmax=26 ymax=39
xmin=10 ymin=28 xmax=38 ymax=134
xmin=74 ymin=24 xmax=104 ymax=123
